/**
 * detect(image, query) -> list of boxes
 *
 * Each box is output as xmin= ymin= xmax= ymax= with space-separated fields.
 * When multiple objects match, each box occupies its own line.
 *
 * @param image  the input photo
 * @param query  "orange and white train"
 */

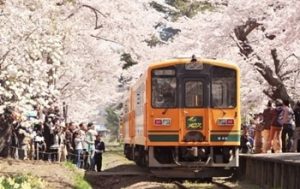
xmin=120 ymin=56 xmax=240 ymax=178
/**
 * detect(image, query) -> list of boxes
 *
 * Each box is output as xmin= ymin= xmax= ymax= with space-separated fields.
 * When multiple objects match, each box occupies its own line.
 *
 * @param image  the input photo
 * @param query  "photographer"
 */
xmin=240 ymin=126 xmax=253 ymax=153
xmin=33 ymin=123 xmax=46 ymax=160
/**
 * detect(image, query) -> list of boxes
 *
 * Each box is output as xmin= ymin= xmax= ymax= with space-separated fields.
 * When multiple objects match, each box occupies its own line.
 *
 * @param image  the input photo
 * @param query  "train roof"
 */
xmin=147 ymin=57 xmax=239 ymax=70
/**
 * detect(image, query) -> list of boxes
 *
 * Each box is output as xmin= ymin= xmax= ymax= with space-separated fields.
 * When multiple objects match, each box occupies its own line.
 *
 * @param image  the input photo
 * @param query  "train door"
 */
xmin=179 ymin=77 xmax=210 ymax=143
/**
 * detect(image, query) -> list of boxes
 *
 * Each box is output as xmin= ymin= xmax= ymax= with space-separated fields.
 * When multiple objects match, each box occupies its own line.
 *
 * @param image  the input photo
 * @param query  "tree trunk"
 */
xmin=0 ymin=118 xmax=12 ymax=157
xmin=233 ymin=20 xmax=293 ymax=104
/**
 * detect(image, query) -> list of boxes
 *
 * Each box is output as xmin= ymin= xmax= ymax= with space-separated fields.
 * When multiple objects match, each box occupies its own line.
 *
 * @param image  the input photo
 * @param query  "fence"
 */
xmin=239 ymin=153 xmax=300 ymax=189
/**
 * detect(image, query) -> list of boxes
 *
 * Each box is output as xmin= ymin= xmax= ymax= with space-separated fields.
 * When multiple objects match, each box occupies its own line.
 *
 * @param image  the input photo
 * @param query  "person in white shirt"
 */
xmin=86 ymin=122 xmax=98 ymax=171
xmin=74 ymin=131 xmax=84 ymax=168
xmin=58 ymin=124 xmax=67 ymax=162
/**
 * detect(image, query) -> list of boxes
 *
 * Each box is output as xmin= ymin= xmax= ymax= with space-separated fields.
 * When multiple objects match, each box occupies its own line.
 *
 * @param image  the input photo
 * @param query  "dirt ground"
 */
xmin=84 ymin=152 xmax=259 ymax=189
xmin=0 ymin=152 xmax=259 ymax=189
xmin=0 ymin=158 xmax=76 ymax=189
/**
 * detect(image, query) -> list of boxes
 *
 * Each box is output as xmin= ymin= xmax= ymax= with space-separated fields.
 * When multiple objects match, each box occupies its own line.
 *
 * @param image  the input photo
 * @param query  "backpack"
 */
xmin=272 ymin=107 xmax=284 ymax=127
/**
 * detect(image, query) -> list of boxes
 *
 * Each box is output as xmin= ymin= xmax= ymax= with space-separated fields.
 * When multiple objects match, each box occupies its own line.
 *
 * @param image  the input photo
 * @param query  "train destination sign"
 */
xmin=185 ymin=62 xmax=204 ymax=70
xmin=153 ymin=69 xmax=175 ymax=76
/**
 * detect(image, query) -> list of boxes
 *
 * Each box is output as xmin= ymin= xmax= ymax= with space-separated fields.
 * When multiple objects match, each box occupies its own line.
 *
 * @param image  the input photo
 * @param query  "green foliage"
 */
xmin=63 ymin=161 xmax=92 ymax=189
xmin=149 ymin=1 xmax=168 ymax=13
xmin=150 ymin=0 xmax=214 ymax=21
xmin=0 ymin=174 xmax=46 ymax=189
xmin=149 ymin=1 xmax=181 ymax=21
xmin=144 ymin=35 xmax=164 ymax=47
xmin=63 ymin=161 xmax=77 ymax=172
xmin=166 ymin=0 xmax=215 ymax=18
xmin=121 ymin=53 xmax=138 ymax=70
xmin=74 ymin=176 xmax=91 ymax=189
xmin=65 ymin=0 xmax=76 ymax=3
xmin=105 ymin=106 xmax=119 ymax=141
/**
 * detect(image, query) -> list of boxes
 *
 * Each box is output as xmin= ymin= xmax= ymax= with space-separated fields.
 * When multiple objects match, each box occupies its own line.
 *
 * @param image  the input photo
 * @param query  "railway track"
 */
xmin=172 ymin=179 xmax=232 ymax=189
xmin=211 ymin=179 xmax=233 ymax=189
xmin=91 ymin=169 xmax=234 ymax=189
xmin=90 ymin=169 xmax=234 ymax=188
xmin=172 ymin=181 xmax=188 ymax=189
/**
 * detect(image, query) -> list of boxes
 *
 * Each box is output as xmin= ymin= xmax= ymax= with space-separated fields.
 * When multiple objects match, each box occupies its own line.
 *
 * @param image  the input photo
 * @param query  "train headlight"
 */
xmin=217 ymin=118 xmax=234 ymax=126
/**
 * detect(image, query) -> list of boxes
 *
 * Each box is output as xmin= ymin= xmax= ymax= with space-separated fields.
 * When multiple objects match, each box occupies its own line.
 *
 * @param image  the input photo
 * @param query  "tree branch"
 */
xmin=82 ymin=4 xmax=106 ymax=29
xmin=232 ymin=19 xmax=293 ymax=102
xmin=254 ymin=61 xmax=282 ymax=87
xmin=23 ymin=28 xmax=38 ymax=41
xmin=234 ymin=18 xmax=262 ymax=41
xmin=271 ymin=48 xmax=281 ymax=76
xmin=280 ymin=68 xmax=300 ymax=81
xmin=281 ymin=53 xmax=300 ymax=67
xmin=233 ymin=19 xmax=262 ymax=57
xmin=90 ymin=34 xmax=124 ymax=46
xmin=244 ymin=19 xmax=262 ymax=38
xmin=0 ymin=49 xmax=12 ymax=68
xmin=58 ymin=82 xmax=71 ymax=92
xmin=65 ymin=4 xmax=107 ymax=30
xmin=229 ymin=34 xmax=247 ymax=58
xmin=263 ymin=89 xmax=275 ymax=100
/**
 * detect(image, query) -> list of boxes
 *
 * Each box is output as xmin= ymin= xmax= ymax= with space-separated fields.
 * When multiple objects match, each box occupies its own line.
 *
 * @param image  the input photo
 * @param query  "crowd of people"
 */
xmin=2 ymin=98 xmax=300 ymax=172
xmin=240 ymin=99 xmax=300 ymax=154
xmin=1 ymin=105 xmax=105 ymax=172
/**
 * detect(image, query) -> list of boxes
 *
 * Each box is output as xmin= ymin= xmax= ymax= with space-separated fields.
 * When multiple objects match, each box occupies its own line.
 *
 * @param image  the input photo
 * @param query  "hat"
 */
xmin=87 ymin=122 xmax=94 ymax=127
xmin=275 ymin=99 xmax=283 ymax=107
xmin=48 ymin=114 xmax=56 ymax=117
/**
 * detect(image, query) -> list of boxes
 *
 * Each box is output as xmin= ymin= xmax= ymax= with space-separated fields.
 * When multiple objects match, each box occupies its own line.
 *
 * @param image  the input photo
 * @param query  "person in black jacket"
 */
xmin=293 ymin=101 xmax=300 ymax=152
xmin=240 ymin=125 xmax=254 ymax=153
xmin=94 ymin=135 xmax=105 ymax=172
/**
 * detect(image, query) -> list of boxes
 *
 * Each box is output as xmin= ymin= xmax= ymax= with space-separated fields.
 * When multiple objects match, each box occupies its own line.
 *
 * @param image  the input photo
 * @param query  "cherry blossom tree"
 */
xmin=1 ymin=0 xmax=299 ymax=123
xmin=0 ymin=1 xmax=67 ymax=115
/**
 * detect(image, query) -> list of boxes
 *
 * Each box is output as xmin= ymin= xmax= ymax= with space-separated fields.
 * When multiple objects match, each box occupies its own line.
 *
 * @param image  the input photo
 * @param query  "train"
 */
xmin=120 ymin=56 xmax=240 ymax=178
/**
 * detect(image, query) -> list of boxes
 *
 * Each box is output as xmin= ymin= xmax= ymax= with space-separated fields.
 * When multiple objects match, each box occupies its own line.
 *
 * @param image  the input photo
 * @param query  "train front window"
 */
xmin=212 ymin=67 xmax=236 ymax=108
xmin=152 ymin=68 xmax=177 ymax=108
xmin=185 ymin=81 xmax=203 ymax=107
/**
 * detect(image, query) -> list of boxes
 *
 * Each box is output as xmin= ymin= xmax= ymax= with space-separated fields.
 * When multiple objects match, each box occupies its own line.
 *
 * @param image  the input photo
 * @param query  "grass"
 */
xmin=102 ymin=151 xmax=133 ymax=170
xmin=63 ymin=161 xmax=92 ymax=189
xmin=0 ymin=174 xmax=46 ymax=189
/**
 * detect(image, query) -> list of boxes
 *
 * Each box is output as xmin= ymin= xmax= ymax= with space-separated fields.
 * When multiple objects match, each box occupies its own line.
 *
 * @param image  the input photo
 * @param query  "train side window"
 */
xmin=185 ymin=81 xmax=203 ymax=107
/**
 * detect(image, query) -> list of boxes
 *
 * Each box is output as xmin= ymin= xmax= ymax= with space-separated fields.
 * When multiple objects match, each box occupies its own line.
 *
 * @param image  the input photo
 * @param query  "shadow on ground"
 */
xmin=84 ymin=164 xmax=168 ymax=189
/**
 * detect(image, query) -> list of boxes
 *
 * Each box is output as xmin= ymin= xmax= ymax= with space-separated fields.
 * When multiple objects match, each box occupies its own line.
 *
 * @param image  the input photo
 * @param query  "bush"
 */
xmin=0 ymin=174 xmax=46 ymax=189
xmin=63 ymin=161 xmax=92 ymax=189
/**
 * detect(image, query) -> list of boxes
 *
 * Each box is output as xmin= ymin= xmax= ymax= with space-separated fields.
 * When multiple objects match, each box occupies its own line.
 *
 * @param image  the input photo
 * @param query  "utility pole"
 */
xmin=63 ymin=102 xmax=68 ymax=126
